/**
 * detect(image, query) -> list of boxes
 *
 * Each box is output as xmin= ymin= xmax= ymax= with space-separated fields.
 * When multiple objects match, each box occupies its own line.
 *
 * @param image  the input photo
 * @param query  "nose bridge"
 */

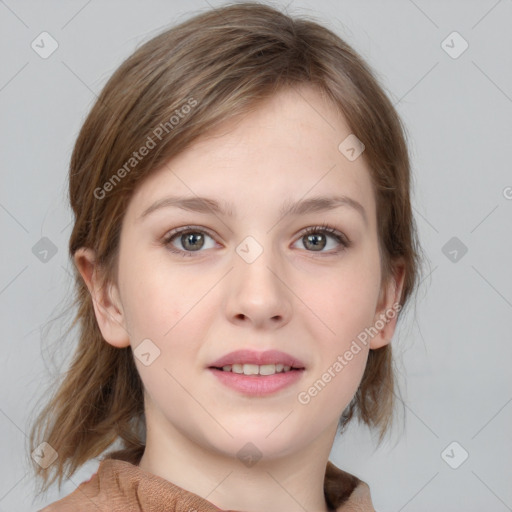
xmin=228 ymin=234 xmax=291 ymax=325
xmin=236 ymin=234 xmax=281 ymax=297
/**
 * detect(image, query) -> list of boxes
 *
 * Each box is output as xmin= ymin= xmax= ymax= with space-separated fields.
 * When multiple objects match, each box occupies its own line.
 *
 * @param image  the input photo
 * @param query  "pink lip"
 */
xmin=208 ymin=367 xmax=305 ymax=396
xmin=208 ymin=349 xmax=306 ymax=369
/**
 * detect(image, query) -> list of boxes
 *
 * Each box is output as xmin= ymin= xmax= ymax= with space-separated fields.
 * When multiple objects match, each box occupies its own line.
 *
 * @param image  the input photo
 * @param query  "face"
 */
xmin=81 ymin=85 xmax=401 ymax=461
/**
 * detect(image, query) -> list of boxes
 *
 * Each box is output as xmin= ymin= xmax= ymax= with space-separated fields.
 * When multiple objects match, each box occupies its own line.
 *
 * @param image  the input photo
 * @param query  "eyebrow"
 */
xmin=138 ymin=194 xmax=368 ymax=225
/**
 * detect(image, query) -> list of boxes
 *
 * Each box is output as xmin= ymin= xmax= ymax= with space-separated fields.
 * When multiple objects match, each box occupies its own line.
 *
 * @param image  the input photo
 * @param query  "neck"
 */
xmin=138 ymin=401 xmax=337 ymax=512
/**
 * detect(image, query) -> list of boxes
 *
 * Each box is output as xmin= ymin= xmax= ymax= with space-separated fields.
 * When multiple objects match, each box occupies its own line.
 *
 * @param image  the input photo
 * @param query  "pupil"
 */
xmin=184 ymin=233 xmax=203 ymax=250
xmin=306 ymin=233 xmax=325 ymax=251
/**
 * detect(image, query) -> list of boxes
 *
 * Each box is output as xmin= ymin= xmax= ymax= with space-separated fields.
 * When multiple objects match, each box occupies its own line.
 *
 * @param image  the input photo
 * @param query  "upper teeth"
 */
xmin=222 ymin=363 xmax=292 ymax=375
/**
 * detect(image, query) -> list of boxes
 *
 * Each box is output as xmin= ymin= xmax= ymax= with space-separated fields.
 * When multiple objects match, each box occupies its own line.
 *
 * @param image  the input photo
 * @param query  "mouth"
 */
xmin=208 ymin=349 xmax=306 ymax=372
xmin=208 ymin=366 xmax=305 ymax=396
xmin=209 ymin=363 xmax=304 ymax=376
xmin=207 ymin=349 xmax=306 ymax=395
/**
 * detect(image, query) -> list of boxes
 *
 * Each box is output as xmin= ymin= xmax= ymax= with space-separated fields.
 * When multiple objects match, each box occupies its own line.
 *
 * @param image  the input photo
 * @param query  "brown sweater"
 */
xmin=39 ymin=458 xmax=375 ymax=511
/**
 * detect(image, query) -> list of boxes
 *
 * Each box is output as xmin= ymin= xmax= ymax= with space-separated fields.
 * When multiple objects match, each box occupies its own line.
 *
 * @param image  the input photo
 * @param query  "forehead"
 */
xmin=125 ymin=84 xmax=376 ymax=226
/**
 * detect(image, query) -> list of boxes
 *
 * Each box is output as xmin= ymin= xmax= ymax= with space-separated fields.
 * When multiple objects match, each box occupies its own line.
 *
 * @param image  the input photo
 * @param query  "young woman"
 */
xmin=30 ymin=2 xmax=421 ymax=511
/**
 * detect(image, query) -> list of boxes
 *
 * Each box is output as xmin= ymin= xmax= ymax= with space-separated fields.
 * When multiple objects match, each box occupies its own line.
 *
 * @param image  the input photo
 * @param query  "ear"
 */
xmin=370 ymin=260 xmax=406 ymax=350
xmin=73 ymin=247 xmax=131 ymax=348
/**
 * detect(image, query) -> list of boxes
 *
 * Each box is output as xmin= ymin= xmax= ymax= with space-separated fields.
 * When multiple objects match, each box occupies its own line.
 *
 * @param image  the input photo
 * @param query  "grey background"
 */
xmin=1 ymin=0 xmax=511 ymax=511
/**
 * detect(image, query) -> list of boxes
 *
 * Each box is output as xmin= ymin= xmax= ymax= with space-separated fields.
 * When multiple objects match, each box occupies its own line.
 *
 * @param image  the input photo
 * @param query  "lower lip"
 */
xmin=208 ymin=368 xmax=305 ymax=396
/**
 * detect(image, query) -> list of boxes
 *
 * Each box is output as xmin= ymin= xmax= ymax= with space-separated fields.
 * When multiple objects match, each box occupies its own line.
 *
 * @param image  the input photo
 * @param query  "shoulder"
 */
xmin=324 ymin=460 xmax=375 ymax=512
xmin=37 ymin=471 xmax=101 ymax=511
xmin=341 ymin=480 xmax=375 ymax=512
xmin=36 ymin=458 xmax=147 ymax=511
xmin=37 ymin=493 xmax=91 ymax=511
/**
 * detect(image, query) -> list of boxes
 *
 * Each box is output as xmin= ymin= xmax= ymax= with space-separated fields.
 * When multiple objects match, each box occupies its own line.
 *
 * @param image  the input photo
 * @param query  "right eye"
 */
xmin=163 ymin=226 xmax=218 ymax=257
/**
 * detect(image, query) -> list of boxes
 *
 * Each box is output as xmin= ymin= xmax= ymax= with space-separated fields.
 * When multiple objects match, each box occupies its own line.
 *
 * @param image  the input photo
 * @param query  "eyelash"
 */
xmin=162 ymin=223 xmax=351 ymax=258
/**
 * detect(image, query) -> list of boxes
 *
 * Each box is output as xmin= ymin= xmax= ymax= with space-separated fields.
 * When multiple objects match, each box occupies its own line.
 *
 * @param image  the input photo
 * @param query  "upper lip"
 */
xmin=208 ymin=349 xmax=306 ymax=369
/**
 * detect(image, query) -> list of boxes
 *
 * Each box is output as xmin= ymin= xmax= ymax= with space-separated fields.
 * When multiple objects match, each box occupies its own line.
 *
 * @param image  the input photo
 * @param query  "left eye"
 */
xmin=296 ymin=225 xmax=349 ymax=253
xmin=163 ymin=224 xmax=350 ymax=257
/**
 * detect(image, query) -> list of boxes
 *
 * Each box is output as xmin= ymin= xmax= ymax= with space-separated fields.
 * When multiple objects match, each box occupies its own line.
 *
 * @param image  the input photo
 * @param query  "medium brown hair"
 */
xmin=29 ymin=1 xmax=422 ymax=494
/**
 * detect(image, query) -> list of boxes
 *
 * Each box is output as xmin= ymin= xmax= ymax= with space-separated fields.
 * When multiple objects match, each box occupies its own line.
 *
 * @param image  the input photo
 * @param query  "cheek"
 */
xmin=309 ymin=261 xmax=380 ymax=342
xmin=120 ymin=252 xmax=194 ymax=337
xmin=120 ymin=264 xmax=210 ymax=382
xmin=298 ymin=285 xmax=374 ymax=417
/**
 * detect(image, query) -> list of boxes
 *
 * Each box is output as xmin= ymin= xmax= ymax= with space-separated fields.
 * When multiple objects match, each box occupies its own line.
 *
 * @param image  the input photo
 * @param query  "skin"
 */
xmin=75 ymin=84 xmax=404 ymax=512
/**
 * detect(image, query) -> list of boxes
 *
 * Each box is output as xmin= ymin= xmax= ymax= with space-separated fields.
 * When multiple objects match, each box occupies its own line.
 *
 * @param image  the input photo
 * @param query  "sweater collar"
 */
xmin=45 ymin=457 xmax=374 ymax=511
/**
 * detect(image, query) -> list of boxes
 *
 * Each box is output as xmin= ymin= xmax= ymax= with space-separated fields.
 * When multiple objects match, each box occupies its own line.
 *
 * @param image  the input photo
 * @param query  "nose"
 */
xmin=225 ymin=243 xmax=292 ymax=329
